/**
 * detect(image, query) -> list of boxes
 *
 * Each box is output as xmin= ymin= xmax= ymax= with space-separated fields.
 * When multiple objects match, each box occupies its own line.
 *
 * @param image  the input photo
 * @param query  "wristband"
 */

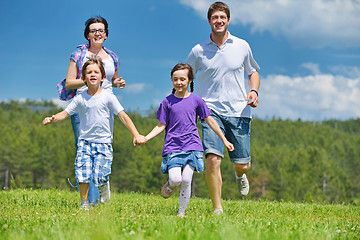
xmin=250 ymin=89 xmax=258 ymax=96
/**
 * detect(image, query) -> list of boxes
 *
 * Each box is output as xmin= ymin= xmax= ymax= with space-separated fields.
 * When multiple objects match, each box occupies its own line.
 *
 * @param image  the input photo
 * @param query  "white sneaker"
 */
xmin=99 ymin=182 xmax=110 ymax=203
xmin=236 ymin=173 xmax=249 ymax=196
xmin=213 ymin=209 xmax=224 ymax=215
xmin=80 ymin=201 xmax=90 ymax=211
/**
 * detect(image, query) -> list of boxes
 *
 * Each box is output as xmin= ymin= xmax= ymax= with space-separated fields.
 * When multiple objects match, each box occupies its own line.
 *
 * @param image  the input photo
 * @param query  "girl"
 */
xmin=143 ymin=63 xmax=234 ymax=217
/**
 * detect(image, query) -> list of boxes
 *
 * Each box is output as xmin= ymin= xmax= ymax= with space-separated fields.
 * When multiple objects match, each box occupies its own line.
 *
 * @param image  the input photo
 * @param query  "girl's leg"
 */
xmin=168 ymin=167 xmax=182 ymax=188
xmin=178 ymin=164 xmax=195 ymax=216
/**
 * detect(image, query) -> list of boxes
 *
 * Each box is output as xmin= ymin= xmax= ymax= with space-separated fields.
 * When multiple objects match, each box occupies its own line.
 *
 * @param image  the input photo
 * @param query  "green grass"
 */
xmin=1 ymin=189 xmax=359 ymax=240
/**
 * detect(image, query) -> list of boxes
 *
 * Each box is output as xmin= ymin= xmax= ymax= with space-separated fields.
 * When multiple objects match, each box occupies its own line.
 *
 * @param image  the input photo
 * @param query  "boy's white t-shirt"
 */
xmin=76 ymin=53 xmax=116 ymax=95
xmin=65 ymin=90 xmax=124 ymax=143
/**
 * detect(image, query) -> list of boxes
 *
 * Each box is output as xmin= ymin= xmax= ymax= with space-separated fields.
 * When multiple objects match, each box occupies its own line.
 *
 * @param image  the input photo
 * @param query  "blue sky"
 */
xmin=1 ymin=0 xmax=359 ymax=121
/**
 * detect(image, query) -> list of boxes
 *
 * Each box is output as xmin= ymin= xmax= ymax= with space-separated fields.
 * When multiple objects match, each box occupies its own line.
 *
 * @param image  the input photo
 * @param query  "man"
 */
xmin=186 ymin=1 xmax=260 ymax=214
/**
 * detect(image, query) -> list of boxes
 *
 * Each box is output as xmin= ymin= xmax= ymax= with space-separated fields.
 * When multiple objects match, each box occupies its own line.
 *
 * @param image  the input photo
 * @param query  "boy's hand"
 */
xmin=42 ymin=116 xmax=55 ymax=125
xmin=225 ymin=140 xmax=234 ymax=152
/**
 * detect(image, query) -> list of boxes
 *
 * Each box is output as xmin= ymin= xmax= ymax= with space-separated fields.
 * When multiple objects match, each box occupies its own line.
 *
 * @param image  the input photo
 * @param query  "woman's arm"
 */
xmin=65 ymin=60 xmax=86 ymax=90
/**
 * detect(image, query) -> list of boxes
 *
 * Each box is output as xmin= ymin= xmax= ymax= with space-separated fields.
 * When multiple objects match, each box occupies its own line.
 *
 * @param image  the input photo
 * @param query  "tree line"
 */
xmin=1 ymin=100 xmax=359 ymax=205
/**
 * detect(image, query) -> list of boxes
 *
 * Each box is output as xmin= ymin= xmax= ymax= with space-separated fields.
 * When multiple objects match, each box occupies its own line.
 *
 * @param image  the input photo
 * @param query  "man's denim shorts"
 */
xmin=75 ymin=140 xmax=113 ymax=187
xmin=161 ymin=151 xmax=204 ymax=174
xmin=201 ymin=110 xmax=251 ymax=164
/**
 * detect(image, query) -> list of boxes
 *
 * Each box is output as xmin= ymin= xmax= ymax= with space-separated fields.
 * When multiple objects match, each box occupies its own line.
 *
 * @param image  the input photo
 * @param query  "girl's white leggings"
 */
xmin=168 ymin=164 xmax=195 ymax=215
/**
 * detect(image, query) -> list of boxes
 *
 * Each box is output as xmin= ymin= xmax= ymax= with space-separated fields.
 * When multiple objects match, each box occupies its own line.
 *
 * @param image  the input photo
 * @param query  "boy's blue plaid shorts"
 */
xmin=75 ymin=140 xmax=113 ymax=187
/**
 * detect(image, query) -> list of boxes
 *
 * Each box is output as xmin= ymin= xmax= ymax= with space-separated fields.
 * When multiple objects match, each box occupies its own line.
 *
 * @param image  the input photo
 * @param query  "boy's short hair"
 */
xmin=81 ymin=58 xmax=106 ymax=80
xmin=207 ymin=2 xmax=230 ymax=20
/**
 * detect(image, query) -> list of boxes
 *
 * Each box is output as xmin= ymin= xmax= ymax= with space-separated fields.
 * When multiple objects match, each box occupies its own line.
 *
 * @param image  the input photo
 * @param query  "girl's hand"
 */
xmin=225 ymin=140 xmax=234 ymax=152
xmin=133 ymin=135 xmax=147 ymax=147
xmin=114 ymin=77 xmax=126 ymax=89
xmin=42 ymin=116 xmax=55 ymax=125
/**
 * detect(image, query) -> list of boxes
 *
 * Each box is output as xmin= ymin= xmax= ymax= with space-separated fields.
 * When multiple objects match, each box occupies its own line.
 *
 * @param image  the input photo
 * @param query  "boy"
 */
xmin=43 ymin=58 xmax=146 ymax=210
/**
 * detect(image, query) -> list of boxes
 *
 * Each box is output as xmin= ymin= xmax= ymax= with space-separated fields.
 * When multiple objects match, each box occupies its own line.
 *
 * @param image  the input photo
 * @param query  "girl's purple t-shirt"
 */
xmin=157 ymin=93 xmax=211 ymax=156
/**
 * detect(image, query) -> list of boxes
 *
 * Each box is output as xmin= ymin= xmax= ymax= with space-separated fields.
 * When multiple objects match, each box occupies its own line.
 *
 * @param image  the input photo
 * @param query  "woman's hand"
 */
xmin=113 ymin=77 xmax=126 ymax=89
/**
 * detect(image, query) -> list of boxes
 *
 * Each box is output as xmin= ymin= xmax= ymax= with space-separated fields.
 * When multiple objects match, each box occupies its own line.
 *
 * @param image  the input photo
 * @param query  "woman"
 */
xmin=65 ymin=16 xmax=125 ymax=205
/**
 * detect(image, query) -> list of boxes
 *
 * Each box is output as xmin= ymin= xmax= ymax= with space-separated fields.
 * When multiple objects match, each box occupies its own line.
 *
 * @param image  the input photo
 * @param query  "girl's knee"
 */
xmin=169 ymin=175 xmax=182 ymax=187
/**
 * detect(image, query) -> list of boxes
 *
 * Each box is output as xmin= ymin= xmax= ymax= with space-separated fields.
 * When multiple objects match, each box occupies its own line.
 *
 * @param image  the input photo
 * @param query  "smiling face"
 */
xmin=208 ymin=10 xmax=230 ymax=36
xmin=82 ymin=63 xmax=105 ymax=90
xmin=87 ymin=23 xmax=107 ymax=46
xmin=171 ymin=69 xmax=192 ymax=96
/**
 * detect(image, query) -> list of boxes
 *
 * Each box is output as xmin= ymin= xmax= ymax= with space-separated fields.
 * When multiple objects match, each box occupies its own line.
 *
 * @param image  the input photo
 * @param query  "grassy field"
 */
xmin=0 ymin=189 xmax=359 ymax=240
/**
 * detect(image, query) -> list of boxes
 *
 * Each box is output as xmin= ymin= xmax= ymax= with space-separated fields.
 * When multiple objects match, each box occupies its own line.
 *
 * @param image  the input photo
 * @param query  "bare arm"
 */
xmin=118 ymin=111 xmax=146 ymax=146
xmin=145 ymin=123 xmax=166 ymax=141
xmin=42 ymin=110 xmax=70 ymax=125
xmin=246 ymin=71 xmax=260 ymax=108
xmin=65 ymin=60 xmax=86 ymax=90
xmin=204 ymin=116 xmax=234 ymax=151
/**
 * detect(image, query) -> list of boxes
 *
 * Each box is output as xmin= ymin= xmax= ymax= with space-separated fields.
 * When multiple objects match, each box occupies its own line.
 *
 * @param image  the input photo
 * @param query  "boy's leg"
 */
xmin=79 ymin=183 xmax=89 ymax=201
xmin=75 ymin=140 xmax=92 ymax=209
xmin=93 ymin=143 xmax=113 ymax=203
xmin=178 ymin=164 xmax=194 ymax=216
xmin=79 ymin=182 xmax=90 ymax=210
xmin=71 ymin=114 xmax=100 ymax=205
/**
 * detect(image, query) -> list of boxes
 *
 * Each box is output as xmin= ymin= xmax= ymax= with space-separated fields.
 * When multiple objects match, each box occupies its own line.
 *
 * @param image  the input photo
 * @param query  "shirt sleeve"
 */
xmin=186 ymin=48 xmax=199 ymax=76
xmin=108 ymin=94 xmax=124 ymax=115
xmin=244 ymin=44 xmax=260 ymax=75
xmin=65 ymin=96 xmax=79 ymax=115
xmin=196 ymin=96 xmax=211 ymax=120
xmin=156 ymin=99 xmax=169 ymax=125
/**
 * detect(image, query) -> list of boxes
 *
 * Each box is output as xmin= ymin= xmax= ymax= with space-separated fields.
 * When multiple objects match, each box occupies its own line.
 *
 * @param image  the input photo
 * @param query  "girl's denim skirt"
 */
xmin=161 ymin=151 xmax=204 ymax=174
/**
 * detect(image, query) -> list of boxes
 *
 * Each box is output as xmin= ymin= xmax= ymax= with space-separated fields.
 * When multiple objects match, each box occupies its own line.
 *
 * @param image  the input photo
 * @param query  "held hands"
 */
xmin=42 ymin=116 xmax=55 ymax=125
xmin=114 ymin=77 xmax=126 ymax=89
xmin=246 ymin=91 xmax=259 ymax=108
xmin=133 ymin=135 xmax=147 ymax=147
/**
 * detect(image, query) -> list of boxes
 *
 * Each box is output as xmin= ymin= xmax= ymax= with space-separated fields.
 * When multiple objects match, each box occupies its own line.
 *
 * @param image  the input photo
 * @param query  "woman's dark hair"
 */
xmin=207 ymin=2 xmax=230 ymax=20
xmin=84 ymin=16 xmax=109 ymax=40
xmin=171 ymin=63 xmax=194 ymax=94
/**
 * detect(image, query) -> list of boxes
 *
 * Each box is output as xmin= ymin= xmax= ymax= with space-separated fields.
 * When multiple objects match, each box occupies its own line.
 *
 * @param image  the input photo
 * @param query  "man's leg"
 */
xmin=206 ymin=153 xmax=223 ymax=211
xmin=234 ymin=162 xmax=251 ymax=178
xmin=234 ymin=162 xmax=251 ymax=196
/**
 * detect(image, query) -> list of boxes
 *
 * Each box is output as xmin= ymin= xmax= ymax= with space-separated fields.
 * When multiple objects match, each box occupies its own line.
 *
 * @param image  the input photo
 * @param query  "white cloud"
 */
xmin=254 ymin=67 xmax=360 ymax=121
xmin=180 ymin=0 xmax=360 ymax=49
xmin=301 ymin=63 xmax=321 ymax=75
xmin=124 ymin=83 xmax=148 ymax=94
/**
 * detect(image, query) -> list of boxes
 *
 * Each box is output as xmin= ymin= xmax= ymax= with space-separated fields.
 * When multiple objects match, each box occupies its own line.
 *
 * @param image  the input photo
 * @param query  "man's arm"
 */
xmin=246 ymin=71 xmax=260 ymax=108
